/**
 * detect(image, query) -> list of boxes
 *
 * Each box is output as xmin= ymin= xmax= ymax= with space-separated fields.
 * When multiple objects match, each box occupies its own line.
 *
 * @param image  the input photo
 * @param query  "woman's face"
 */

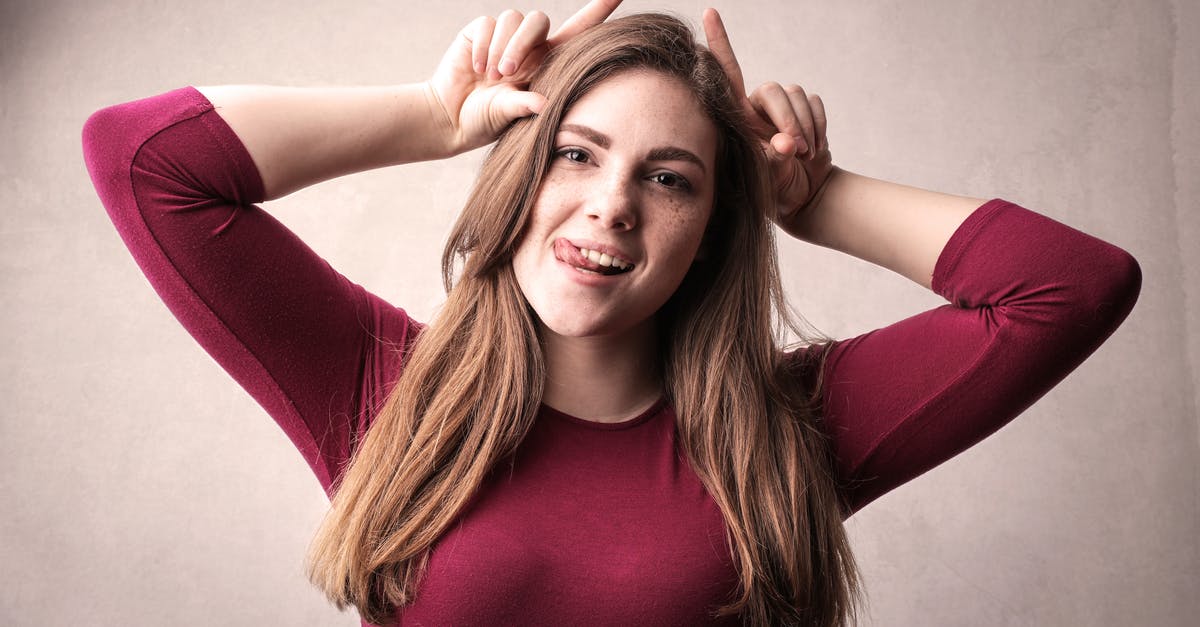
xmin=512 ymin=69 xmax=719 ymax=340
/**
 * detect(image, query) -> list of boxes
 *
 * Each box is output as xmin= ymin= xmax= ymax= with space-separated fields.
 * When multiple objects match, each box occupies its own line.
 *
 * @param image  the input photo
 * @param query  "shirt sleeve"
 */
xmin=806 ymin=199 xmax=1142 ymax=515
xmin=82 ymin=87 xmax=418 ymax=494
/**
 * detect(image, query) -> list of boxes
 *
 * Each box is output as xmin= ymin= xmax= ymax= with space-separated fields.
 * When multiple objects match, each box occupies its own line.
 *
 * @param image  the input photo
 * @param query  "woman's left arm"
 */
xmin=804 ymin=197 xmax=1141 ymax=513
xmin=705 ymin=10 xmax=1141 ymax=513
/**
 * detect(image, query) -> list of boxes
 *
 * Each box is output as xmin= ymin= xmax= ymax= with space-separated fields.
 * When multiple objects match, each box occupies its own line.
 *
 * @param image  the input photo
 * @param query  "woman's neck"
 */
xmin=539 ymin=321 xmax=663 ymax=424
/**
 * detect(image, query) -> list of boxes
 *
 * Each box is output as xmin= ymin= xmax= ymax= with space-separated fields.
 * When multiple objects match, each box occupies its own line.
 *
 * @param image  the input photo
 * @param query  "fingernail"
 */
xmin=474 ymin=60 xmax=485 ymax=74
xmin=498 ymin=58 xmax=517 ymax=75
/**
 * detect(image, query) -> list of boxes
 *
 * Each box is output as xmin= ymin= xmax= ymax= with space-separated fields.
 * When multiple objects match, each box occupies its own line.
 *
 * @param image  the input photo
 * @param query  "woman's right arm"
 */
xmin=82 ymin=86 xmax=409 ymax=493
xmin=81 ymin=4 xmax=621 ymax=493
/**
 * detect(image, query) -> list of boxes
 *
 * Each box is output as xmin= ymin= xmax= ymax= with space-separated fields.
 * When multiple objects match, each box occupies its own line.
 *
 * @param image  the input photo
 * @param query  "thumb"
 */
xmin=768 ymin=132 xmax=797 ymax=160
xmin=489 ymin=89 xmax=547 ymax=127
xmin=765 ymin=133 xmax=804 ymax=220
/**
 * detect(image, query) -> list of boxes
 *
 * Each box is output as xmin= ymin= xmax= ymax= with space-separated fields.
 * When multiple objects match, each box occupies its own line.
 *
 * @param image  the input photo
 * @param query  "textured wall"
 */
xmin=2 ymin=0 xmax=1195 ymax=625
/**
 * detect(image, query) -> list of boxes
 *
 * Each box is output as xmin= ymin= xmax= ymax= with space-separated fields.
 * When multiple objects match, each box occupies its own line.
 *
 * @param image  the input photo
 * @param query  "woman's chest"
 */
xmin=397 ymin=409 xmax=740 ymax=625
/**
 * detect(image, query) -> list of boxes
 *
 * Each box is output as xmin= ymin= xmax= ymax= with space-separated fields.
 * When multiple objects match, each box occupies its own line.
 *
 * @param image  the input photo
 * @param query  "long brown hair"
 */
xmin=308 ymin=13 xmax=860 ymax=626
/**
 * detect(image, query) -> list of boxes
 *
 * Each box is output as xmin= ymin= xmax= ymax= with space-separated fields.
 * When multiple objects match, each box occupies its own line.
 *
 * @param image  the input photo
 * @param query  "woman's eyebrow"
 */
xmin=558 ymin=123 xmax=707 ymax=173
xmin=559 ymin=123 xmax=610 ymax=148
xmin=646 ymin=147 xmax=706 ymax=173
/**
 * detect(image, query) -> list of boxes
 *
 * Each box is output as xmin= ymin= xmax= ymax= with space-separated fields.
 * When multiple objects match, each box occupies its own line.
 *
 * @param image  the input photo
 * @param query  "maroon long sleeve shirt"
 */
xmin=83 ymin=87 xmax=1141 ymax=625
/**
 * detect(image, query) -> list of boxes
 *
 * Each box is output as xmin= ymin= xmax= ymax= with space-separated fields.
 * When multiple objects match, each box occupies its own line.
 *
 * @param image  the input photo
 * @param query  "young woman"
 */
xmin=82 ymin=1 xmax=1141 ymax=625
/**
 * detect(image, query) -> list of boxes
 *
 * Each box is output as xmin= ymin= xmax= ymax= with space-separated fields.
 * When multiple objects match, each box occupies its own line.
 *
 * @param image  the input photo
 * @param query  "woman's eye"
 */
xmin=556 ymin=148 xmax=590 ymax=163
xmin=650 ymin=172 xmax=690 ymax=190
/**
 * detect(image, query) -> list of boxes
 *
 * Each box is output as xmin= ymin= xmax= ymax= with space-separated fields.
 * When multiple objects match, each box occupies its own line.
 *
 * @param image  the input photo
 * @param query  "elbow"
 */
xmin=82 ymin=104 xmax=132 ymax=192
xmin=1094 ymin=248 xmax=1142 ymax=328
xmin=1063 ymin=245 xmax=1142 ymax=344
xmin=82 ymin=101 xmax=160 ymax=234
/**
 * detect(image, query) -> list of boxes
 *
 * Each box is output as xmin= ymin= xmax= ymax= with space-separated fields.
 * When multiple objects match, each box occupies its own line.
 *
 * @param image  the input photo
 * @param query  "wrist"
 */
xmin=415 ymin=81 xmax=465 ymax=160
xmin=781 ymin=166 xmax=843 ymax=243
xmin=802 ymin=166 xmax=839 ymax=215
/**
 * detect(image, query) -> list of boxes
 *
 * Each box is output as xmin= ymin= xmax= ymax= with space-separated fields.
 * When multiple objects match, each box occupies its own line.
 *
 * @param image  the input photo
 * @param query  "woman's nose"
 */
xmin=587 ymin=173 xmax=638 ymax=231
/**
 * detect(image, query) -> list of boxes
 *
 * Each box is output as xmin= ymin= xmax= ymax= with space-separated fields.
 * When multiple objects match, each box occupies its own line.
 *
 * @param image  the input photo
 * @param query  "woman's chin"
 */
xmin=535 ymin=314 xmax=652 ymax=343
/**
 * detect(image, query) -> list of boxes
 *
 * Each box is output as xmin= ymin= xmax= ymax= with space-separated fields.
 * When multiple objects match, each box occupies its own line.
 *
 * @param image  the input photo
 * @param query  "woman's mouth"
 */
xmin=554 ymin=239 xmax=634 ymax=276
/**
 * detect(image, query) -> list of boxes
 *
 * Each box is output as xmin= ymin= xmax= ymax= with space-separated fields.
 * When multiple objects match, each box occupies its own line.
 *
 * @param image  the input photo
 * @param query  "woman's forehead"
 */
xmin=556 ymin=69 xmax=718 ymax=164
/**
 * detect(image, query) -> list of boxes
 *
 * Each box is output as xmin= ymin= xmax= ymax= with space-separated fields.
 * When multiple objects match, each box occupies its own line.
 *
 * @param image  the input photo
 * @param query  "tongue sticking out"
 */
xmin=554 ymin=239 xmax=630 ymax=276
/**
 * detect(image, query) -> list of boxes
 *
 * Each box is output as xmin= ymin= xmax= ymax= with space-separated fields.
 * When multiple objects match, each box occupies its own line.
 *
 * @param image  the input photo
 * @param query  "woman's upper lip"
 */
xmin=562 ymin=238 xmax=636 ymax=265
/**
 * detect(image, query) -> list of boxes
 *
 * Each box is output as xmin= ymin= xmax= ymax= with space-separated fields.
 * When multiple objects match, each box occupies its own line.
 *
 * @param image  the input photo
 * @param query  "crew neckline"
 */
xmin=540 ymin=397 xmax=668 ymax=431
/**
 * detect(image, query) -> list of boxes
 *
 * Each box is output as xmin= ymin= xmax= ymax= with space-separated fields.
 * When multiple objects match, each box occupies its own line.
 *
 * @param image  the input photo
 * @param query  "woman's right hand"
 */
xmin=427 ymin=0 xmax=623 ymax=155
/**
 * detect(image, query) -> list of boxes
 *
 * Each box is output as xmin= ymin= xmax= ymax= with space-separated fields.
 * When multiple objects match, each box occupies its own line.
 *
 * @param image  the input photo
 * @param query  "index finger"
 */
xmin=548 ymin=0 xmax=623 ymax=47
xmin=702 ymin=8 xmax=746 ymax=95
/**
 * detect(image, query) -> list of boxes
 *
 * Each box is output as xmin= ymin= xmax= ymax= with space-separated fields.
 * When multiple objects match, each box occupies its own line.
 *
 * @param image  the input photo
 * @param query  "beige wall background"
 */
xmin=2 ymin=0 xmax=1195 ymax=624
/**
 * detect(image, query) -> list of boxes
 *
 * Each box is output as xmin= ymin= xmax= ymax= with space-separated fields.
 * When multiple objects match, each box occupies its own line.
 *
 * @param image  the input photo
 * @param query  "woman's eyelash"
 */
xmin=651 ymin=172 xmax=691 ymax=191
xmin=555 ymin=147 xmax=590 ymax=163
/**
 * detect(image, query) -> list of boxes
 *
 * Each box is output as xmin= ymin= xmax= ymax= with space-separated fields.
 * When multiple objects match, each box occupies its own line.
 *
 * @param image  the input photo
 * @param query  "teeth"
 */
xmin=578 ymin=247 xmax=631 ymax=270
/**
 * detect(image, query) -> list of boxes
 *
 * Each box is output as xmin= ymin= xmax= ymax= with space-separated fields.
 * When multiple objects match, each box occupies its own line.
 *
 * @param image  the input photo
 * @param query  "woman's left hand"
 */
xmin=702 ymin=9 xmax=835 ymax=233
